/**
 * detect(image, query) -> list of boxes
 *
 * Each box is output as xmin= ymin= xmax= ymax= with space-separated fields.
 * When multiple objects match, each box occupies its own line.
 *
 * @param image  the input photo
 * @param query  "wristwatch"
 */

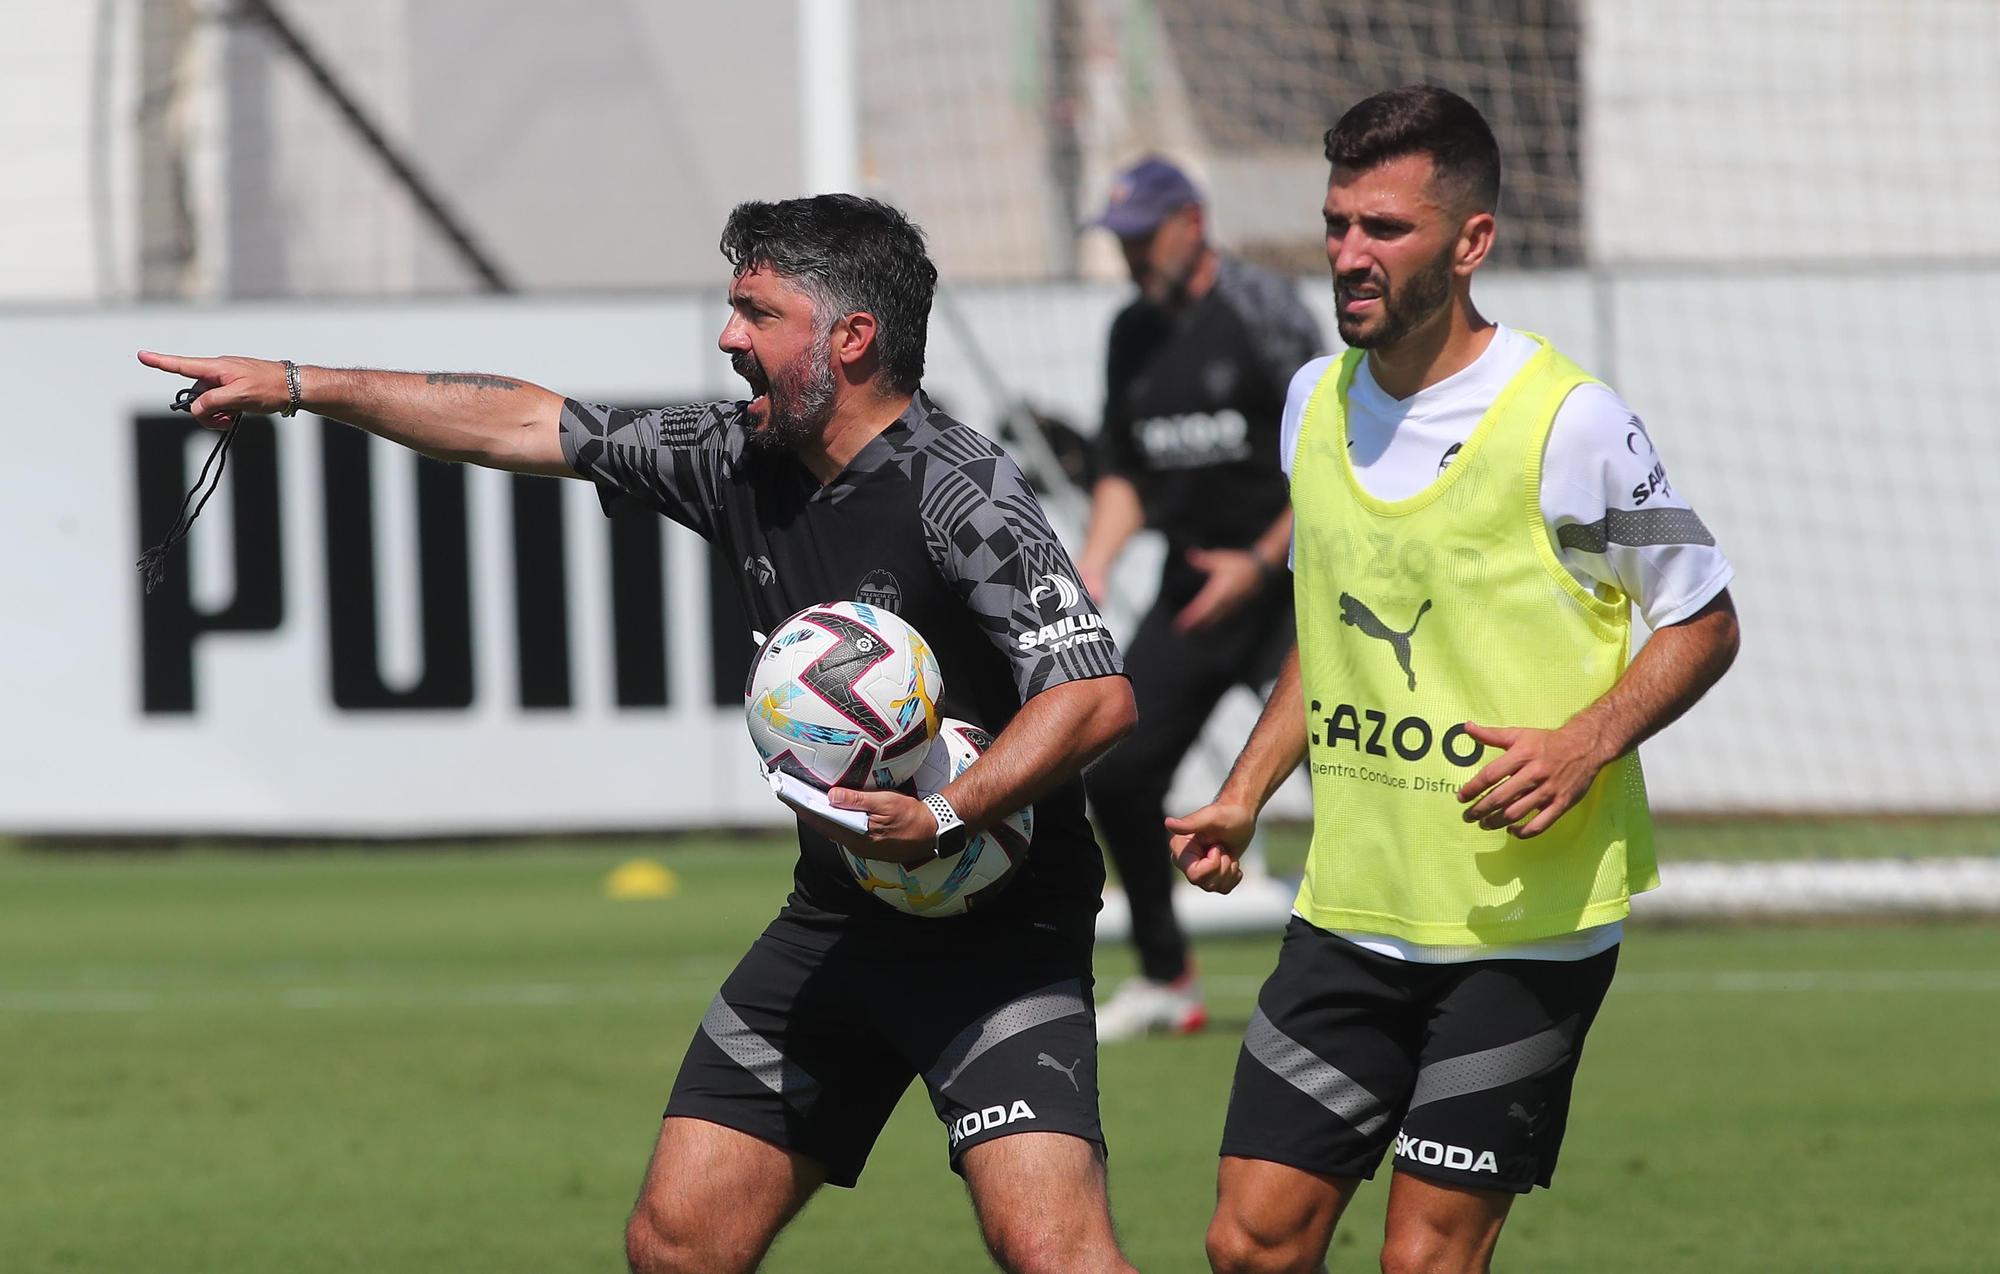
xmin=922 ymin=793 xmax=972 ymax=860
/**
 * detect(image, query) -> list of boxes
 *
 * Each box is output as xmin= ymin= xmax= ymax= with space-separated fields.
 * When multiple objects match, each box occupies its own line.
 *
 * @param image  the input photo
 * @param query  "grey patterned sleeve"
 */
xmin=919 ymin=433 xmax=1126 ymax=700
xmin=557 ymin=399 xmax=737 ymax=538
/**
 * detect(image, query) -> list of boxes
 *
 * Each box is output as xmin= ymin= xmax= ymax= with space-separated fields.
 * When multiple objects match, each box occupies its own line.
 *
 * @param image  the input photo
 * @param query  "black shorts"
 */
xmin=665 ymin=915 xmax=1103 ymax=1188
xmin=1220 ymin=917 xmax=1618 ymax=1194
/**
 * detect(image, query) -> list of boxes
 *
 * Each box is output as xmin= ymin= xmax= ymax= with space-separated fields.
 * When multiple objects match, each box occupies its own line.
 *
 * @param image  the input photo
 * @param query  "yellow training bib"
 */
xmin=1288 ymin=335 xmax=1657 ymax=944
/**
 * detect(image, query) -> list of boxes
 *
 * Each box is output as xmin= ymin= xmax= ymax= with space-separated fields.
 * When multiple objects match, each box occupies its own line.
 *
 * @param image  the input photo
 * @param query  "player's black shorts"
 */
xmin=1220 ymin=917 xmax=1618 ymax=1194
xmin=665 ymin=914 xmax=1103 ymax=1188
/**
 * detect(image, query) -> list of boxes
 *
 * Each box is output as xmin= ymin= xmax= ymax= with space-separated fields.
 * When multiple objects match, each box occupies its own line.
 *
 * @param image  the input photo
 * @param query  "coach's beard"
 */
xmin=1336 ymin=246 xmax=1455 ymax=350
xmin=737 ymin=334 xmax=838 ymax=453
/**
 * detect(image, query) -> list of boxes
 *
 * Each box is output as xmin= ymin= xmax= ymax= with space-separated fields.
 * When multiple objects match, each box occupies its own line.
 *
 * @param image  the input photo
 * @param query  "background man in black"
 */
xmin=139 ymin=195 xmax=1139 ymax=1274
xmin=1075 ymin=157 xmax=1323 ymax=1041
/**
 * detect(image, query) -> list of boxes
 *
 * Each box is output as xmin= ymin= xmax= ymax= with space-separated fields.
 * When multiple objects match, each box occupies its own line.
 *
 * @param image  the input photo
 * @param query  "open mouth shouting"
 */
xmin=733 ymin=352 xmax=772 ymax=421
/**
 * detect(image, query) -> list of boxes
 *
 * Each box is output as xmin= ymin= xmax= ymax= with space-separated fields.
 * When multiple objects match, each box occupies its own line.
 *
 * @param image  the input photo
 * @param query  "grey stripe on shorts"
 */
xmin=1406 ymin=1017 xmax=1577 ymax=1112
xmin=928 ymin=979 xmax=1089 ymax=1092
xmin=1244 ymin=1007 xmax=1393 ymax=1136
xmin=701 ymin=994 xmax=821 ymax=1109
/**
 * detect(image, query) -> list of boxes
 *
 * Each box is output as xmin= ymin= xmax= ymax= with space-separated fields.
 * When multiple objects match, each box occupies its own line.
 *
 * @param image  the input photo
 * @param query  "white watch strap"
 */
xmin=922 ymin=792 xmax=963 ymax=836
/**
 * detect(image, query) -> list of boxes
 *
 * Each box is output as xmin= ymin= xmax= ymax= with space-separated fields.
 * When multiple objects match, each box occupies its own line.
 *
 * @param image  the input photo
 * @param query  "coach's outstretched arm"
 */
xmin=1164 ymin=643 xmax=1307 ymax=895
xmin=136 ymin=352 xmax=572 ymax=477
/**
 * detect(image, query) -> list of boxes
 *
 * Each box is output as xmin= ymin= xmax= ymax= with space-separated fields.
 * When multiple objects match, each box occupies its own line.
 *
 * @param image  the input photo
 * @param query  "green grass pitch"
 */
xmin=2 ymin=834 xmax=1994 ymax=1272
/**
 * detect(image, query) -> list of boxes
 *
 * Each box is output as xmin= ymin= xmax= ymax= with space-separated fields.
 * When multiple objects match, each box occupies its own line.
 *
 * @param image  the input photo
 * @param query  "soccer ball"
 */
xmin=745 ymin=601 xmax=943 ymax=790
xmin=840 ymin=718 xmax=1032 ymax=918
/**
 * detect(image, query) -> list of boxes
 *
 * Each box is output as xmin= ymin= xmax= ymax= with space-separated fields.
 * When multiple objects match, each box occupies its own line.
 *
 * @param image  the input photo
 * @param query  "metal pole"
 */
xmin=798 ymin=0 xmax=860 ymax=194
xmin=237 ymin=0 xmax=514 ymax=293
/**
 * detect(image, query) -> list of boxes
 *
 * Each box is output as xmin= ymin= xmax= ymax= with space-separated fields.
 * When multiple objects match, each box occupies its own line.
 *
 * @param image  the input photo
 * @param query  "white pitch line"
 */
xmin=1617 ymin=969 xmax=2000 ymax=993
xmin=1195 ymin=970 xmax=2000 ymax=996
xmin=0 ymin=989 xmax=168 ymax=1013
xmin=6 ymin=969 xmax=2000 ymax=1015
xmin=0 ymin=981 xmax=717 ymax=1015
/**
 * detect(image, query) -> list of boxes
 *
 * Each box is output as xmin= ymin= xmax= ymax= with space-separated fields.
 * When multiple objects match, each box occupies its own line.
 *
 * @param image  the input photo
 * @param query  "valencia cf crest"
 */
xmin=855 ymin=568 xmax=903 ymax=612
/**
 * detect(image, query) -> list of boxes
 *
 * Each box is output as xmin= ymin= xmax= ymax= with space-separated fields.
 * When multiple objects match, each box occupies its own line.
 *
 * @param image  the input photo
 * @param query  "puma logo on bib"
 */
xmin=1339 ymin=593 xmax=1432 ymax=691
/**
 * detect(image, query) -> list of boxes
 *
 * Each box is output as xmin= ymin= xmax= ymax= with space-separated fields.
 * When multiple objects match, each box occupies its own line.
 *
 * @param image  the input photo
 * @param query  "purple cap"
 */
xmin=1092 ymin=156 xmax=1202 ymax=237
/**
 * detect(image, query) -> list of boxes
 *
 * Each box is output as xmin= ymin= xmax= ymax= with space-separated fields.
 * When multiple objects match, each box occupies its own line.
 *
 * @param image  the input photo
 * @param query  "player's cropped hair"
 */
xmin=720 ymin=194 xmax=939 ymax=394
xmin=1323 ymin=84 xmax=1502 ymax=214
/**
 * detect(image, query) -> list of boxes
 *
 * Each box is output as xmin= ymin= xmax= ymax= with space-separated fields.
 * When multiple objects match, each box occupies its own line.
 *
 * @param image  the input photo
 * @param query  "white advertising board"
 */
xmin=3 ymin=276 xmax=1994 ymax=833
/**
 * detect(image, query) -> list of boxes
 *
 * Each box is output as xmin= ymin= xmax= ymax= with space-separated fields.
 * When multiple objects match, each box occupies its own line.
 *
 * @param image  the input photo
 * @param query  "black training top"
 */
xmin=1098 ymin=255 xmax=1323 ymax=607
xmin=560 ymin=391 xmax=1125 ymax=954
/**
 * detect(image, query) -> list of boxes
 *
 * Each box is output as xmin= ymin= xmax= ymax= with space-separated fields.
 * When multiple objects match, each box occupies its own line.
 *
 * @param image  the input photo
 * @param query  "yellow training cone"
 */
xmin=604 ymin=858 xmax=679 ymax=901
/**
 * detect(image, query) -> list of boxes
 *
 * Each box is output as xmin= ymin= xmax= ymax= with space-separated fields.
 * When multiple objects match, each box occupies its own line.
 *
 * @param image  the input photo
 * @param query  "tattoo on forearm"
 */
xmin=424 ymin=372 xmax=521 ymax=391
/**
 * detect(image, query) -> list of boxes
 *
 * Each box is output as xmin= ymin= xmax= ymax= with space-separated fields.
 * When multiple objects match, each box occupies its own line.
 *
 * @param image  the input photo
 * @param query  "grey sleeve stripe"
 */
xmin=927 ymin=470 xmax=985 ymax=534
xmin=1243 ymin=1008 xmax=1392 ymax=1136
xmin=928 ymin=979 xmax=1088 ymax=1091
xmin=1057 ymin=641 xmax=1123 ymax=680
xmin=701 ymin=994 xmax=820 ymax=1108
xmin=1406 ymin=1017 xmax=1576 ymax=1113
xmin=1557 ymin=507 xmax=1716 ymax=553
xmin=1044 ymin=623 xmax=1124 ymax=687
xmin=926 ymin=424 xmax=997 ymax=467
xmin=916 ymin=439 xmax=1125 ymax=697
xmin=559 ymin=399 xmax=733 ymax=537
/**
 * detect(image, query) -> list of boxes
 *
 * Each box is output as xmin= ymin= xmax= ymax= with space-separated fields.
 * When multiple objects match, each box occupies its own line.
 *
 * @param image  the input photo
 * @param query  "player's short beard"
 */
xmin=1337 ymin=243 xmax=1455 ymax=350
xmin=740 ymin=326 xmax=838 ymax=453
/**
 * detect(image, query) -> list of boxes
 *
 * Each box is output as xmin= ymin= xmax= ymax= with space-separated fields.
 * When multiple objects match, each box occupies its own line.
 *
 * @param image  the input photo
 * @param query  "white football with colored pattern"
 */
xmin=745 ymin=601 xmax=943 ymax=791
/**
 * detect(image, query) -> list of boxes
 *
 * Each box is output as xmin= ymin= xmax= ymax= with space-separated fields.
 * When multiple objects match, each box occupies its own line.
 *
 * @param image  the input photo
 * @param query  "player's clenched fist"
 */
xmin=137 ymin=351 xmax=289 ymax=429
xmin=1164 ymin=799 xmax=1255 ymax=894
